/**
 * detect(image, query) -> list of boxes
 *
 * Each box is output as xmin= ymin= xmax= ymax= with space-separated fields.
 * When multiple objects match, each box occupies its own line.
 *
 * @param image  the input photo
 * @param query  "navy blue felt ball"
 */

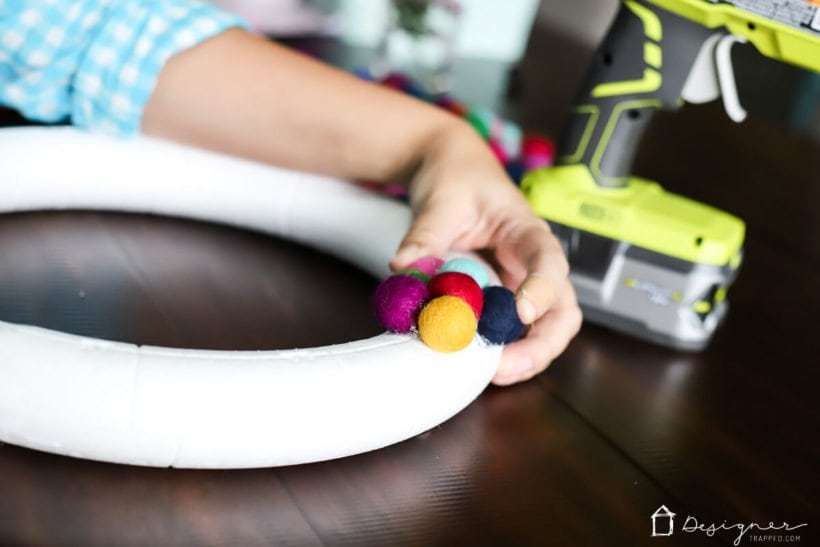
xmin=504 ymin=160 xmax=525 ymax=186
xmin=478 ymin=286 xmax=525 ymax=345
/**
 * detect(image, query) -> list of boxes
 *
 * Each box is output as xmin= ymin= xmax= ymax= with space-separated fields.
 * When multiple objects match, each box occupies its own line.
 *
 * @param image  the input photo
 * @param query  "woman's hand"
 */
xmin=141 ymin=29 xmax=581 ymax=383
xmin=391 ymin=122 xmax=582 ymax=385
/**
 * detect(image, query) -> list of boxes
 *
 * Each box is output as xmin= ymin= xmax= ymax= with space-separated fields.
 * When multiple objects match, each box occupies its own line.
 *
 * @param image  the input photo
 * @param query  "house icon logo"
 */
xmin=651 ymin=505 xmax=676 ymax=537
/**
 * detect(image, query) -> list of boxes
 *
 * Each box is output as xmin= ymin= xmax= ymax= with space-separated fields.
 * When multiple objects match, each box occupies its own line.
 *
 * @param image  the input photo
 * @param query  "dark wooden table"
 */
xmin=1 ymin=30 xmax=818 ymax=546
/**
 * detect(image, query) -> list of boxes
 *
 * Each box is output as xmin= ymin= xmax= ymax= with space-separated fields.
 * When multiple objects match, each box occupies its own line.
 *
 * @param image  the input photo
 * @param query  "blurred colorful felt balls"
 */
xmin=357 ymin=70 xmax=556 ymax=198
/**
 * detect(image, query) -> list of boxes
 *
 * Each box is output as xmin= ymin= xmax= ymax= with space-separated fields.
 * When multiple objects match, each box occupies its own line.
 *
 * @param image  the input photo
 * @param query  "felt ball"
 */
xmin=428 ymin=272 xmax=483 ymax=318
xmin=382 ymin=72 xmax=410 ymax=91
xmin=436 ymin=95 xmax=469 ymax=117
xmin=524 ymin=155 xmax=552 ymax=172
xmin=400 ymin=268 xmax=430 ymax=283
xmin=466 ymin=108 xmax=493 ymax=139
xmin=437 ymin=257 xmax=490 ymax=288
xmin=418 ymin=296 xmax=477 ymax=353
xmin=450 ymin=101 xmax=470 ymax=117
xmin=500 ymin=121 xmax=523 ymax=159
xmin=522 ymin=133 xmax=555 ymax=170
xmin=372 ymin=274 xmax=429 ymax=333
xmin=382 ymin=184 xmax=408 ymax=198
xmin=522 ymin=133 xmax=555 ymax=157
xmin=488 ymin=139 xmax=507 ymax=164
xmin=408 ymin=255 xmax=444 ymax=277
xmin=353 ymin=67 xmax=375 ymax=81
xmin=403 ymin=80 xmax=429 ymax=100
xmin=434 ymin=94 xmax=454 ymax=108
xmin=478 ymin=286 xmax=525 ymax=345
xmin=505 ymin=160 xmax=525 ymax=186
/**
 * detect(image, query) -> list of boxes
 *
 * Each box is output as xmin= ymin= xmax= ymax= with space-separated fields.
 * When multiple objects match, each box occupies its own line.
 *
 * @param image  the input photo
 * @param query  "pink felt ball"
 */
xmin=428 ymin=271 xmax=484 ymax=318
xmin=408 ymin=256 xmax=444 ymax=277
xmin=372 ymin=274 xmax=430 ymax=333
xmin=522 ymin=133 xmax=555 ymax=170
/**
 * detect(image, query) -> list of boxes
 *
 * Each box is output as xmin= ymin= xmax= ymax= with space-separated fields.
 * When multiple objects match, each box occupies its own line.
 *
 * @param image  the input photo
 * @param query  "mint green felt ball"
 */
xmin=437 ymin=257 xmax=490 ymax=288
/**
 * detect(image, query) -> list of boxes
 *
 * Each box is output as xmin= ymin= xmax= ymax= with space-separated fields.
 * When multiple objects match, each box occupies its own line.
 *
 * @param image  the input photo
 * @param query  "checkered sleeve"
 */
xmin=0 ymin=0 xmax=247 ymax=135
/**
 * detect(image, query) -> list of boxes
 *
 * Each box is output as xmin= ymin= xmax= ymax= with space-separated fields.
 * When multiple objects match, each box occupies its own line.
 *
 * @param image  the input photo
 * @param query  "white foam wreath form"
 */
xmin=0 ymin=127 xmax=502 ymax=469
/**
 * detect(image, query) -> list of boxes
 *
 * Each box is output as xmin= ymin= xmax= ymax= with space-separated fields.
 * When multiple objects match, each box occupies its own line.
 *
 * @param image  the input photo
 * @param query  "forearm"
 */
xmin=142 ymin=28 xmax=465 ymax=182
xmin=141 ymin=27 xmax=579 ymax=387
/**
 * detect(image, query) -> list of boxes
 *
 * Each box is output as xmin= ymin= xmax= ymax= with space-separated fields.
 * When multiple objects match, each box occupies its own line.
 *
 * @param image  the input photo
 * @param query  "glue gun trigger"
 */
xmin=682 ymin=33 xmax=723 ymax=104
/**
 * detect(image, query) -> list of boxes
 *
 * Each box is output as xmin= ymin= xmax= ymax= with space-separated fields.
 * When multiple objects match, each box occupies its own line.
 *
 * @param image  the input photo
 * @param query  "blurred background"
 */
xmin=208 ymin=0 xmax=820 ymax=140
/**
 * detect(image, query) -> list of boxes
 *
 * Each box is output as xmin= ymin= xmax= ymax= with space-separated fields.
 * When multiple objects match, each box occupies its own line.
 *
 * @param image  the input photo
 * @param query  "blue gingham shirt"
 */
xmin=0 ymin=0 xmax=246 ymax=135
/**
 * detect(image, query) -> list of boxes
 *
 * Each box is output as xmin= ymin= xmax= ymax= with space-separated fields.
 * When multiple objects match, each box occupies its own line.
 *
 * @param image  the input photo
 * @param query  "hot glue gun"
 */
xmin=522 ymin=0 xmax=820 ymax=350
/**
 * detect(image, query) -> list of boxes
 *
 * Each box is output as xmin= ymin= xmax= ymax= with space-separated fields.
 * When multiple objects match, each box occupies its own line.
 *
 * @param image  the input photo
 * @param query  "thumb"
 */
xmin=515 ymin=272 xmax=556 ymax=324
xmin=511 ymin=223 xmax=568 ymax=324
xmin=391 ymin=205 xmax=468 ymax=271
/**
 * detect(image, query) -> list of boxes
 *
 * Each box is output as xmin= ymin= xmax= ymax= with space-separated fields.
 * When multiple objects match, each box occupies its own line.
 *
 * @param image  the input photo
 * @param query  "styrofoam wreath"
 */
xmin=0 ymin=127 xmax=501 ymax=468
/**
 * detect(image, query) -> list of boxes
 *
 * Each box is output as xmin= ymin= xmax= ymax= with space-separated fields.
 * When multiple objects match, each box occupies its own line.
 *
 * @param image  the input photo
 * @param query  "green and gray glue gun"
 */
xmin=522 ymin=0 xmax=820 ymax=350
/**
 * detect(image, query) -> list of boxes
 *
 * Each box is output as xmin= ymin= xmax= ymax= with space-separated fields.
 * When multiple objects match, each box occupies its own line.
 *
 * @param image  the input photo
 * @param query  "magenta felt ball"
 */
xmin=372 ymin=274 xmax=430 ymax=333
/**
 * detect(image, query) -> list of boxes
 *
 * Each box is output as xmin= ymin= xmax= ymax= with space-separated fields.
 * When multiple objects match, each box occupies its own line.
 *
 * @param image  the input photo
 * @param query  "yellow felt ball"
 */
xmin=418 ymin=295 xmax=477 ymax=353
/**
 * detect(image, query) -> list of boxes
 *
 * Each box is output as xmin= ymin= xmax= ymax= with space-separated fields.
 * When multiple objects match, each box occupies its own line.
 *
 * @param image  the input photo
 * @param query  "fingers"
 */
xmin=515 ymin=272 xmax=555 ymax=324
xmin=493 ymin=276 xmax=582 ymax=386
xmin=496 ymin=229 xmax=579 ymax=385
xmin=511 ymin=223 xmax=569 ymax=325
xmin=390 ymin=201 xmax=472 ymax=271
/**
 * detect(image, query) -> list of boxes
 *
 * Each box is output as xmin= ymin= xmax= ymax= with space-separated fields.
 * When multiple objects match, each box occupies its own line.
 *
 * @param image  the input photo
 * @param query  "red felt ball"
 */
xmin=522 ymin=133 xmax=555 ymax=157
xmin=381 ymin=73 xmax=410 ymax=91
xmin=428 ymin=272 xmax=483 ymax=318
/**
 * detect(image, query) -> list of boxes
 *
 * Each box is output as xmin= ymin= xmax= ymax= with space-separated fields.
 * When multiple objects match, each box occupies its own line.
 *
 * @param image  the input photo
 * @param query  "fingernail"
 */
xmin=393 ymin=244 xmax=422 ymax=268
xmin=516 ymin=297 xmax=537 ymax=324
